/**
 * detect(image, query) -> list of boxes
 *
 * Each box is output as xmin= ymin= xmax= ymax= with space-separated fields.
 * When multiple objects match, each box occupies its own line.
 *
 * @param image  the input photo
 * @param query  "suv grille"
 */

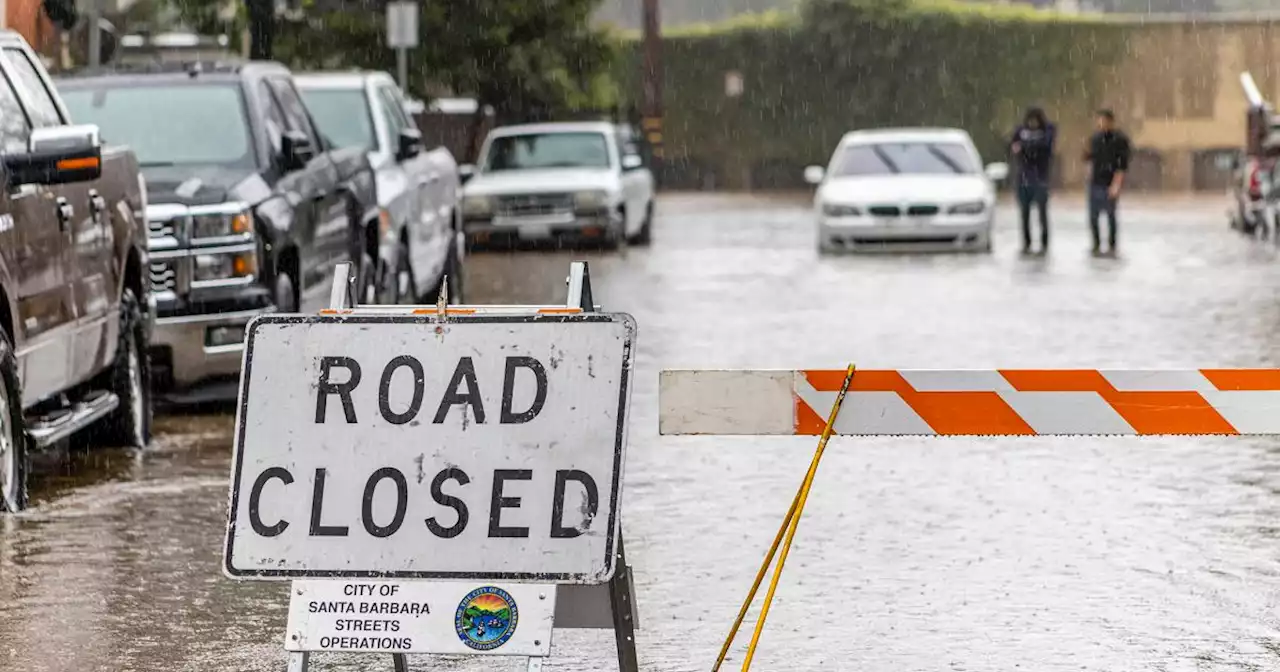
xmin=497 ymin=193 xmax=573 ymax=217
xmin=149 ymin=261 xmax=177 ymax=293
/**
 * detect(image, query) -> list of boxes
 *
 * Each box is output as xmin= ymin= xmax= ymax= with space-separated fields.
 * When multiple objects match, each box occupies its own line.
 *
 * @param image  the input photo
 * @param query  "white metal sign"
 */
xmin=386 ymin=1 xmax=419 ymax=48
xmin=224 ymin=314 xmax=636 ymax=583
xmin=286 ymin=581 xmax=556 ymax=656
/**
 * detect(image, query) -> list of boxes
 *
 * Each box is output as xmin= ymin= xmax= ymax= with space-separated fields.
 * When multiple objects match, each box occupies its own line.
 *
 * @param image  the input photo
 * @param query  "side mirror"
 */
xmin=984 ymin=162 xmax=1010 ymax=182
xmin=5 ymin=124 xmax=102 ymax=188
xmin=622 ymin=154 xmax=644 ymax=171
xmin=396 ymin=127 xmax=423 ymax=162
xmin=459 ymin=164 xmax=476 ymax=185
xmin=803 ymin=165 xmax=826 ymax=185
xmin=282 ymin=129 xmax=315 ymax=171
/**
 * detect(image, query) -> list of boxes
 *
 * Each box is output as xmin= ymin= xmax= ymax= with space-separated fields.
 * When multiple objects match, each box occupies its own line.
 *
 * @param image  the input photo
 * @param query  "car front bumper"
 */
xmin=819 ymin=214 xmax=992 ymax=253
xmin=463 ymin=213 xmax=619 ymax=242
xmin=149 ymin=306 xmax=271 ymax=401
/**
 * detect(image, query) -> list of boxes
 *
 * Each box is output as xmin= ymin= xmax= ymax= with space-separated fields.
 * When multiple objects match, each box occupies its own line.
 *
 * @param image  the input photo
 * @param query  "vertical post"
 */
xmin=608 ymin=536 xmax=640 ymax=672
xmin=640 ymin=0 xmax=664 ymax=183
xmin=396 ymin=47 xmax=408 ymax=92
xmin=285 ymin=652 xmax=309 ymax=672
xmin=87 ymin=0 xmax=101 ymax=68
xmin=391 ymin=653 xmax=408 ymax=672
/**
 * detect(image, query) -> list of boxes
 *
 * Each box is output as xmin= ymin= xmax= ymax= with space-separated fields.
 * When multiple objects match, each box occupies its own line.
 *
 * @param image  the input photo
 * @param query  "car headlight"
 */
xmin=462 ymin=195 xmax=492 ymax=218
xmin=574 ymin=190 xmax=609 ymax=212
xmin=191 ymin=208 xmax=253 ymax=240
xmin=948 ymin=201 xmax=986 ymax=215
xmin=822 ymin=203 xmax=861 ymax=217
xmin=194 ymin=250 xmax=257 ymax=282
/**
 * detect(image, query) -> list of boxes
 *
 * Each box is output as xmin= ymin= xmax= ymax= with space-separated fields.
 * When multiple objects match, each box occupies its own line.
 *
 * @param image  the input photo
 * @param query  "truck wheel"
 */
xmin=100 ymin=289 xmax=152 ymax=449
xmin=628 ymin=201 xmax=654 ymax=246
xmin=0 ymin=328 xmax=28 ymax=513
xmin=275 ymin=272 xmax=298 ymax=313
xmin=358 ymin=252 xmax=378 ymax=306
xmin=380 ymin=243 xmax=414 ymax=305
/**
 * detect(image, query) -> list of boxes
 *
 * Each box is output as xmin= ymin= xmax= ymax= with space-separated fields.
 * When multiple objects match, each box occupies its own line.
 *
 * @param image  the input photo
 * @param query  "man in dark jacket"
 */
xmin=1010 ymin=107 xmax=1056 ymax=255
xmin=1084 ymin=109 xmax=1132 ymax=256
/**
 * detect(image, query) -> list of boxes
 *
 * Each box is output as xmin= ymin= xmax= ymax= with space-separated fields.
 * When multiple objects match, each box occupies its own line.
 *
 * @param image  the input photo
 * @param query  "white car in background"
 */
xmin=806 ymin=128 xmax=1008 ymax=254
xmin=461 ymin=122 xmax=655 ymax=248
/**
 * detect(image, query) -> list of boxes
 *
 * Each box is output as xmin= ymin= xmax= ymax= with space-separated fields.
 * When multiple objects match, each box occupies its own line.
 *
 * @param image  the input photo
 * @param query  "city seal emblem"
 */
xmin=455 ymin=586 xmax=519 ymax=651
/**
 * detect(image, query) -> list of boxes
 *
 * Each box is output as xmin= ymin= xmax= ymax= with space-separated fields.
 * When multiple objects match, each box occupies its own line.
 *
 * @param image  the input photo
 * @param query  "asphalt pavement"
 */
xmin=5 ymin=192 xmax=1280 ymax=671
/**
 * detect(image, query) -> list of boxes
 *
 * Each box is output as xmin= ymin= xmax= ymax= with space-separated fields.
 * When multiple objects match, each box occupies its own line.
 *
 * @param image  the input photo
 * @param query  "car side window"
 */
xmin=257 ymin=81 xmax=287 ymax=159
xmin=267 ymin=77 xmax=319 ymax=147
xmin=2 ymin=48 xmax=61 ymax=128
xmin=0 ymin=69 xmax=31 ymax=154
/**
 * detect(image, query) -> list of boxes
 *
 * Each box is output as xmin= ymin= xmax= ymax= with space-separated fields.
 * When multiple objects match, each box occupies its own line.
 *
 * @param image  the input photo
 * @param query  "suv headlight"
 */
xmin=462 ymin=195 xmax=492 ymax=218
xmin=948 ymin=201 xmax=986 ymax=215
xmin=194 ymin=250 xmax=257 ymax=282
xmin=191 ymin=205 xmax=253 ymax=241
xmin=574 ymin=190 xmax=609 ymax=212
xmin=822 ymin=203 xmax=861 ymax=217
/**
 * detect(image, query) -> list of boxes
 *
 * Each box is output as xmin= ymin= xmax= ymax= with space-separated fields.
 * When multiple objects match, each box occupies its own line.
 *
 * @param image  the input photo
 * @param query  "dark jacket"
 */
xmin=1086 ymin=130 xmax=1132 ymax=188
xmin=1010 ymin=116 xmax=1057 ymax=186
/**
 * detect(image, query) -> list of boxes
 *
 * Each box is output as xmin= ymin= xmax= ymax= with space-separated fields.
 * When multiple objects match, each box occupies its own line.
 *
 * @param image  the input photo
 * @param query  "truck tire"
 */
xmin=423 ymin=234 xmax=465 ymax=305
xmin=100 ymin=289 xmax=152 ymax=449
xmin=275 ymin=272 xmax=298 ymax=313
xmin=380 ymin=243 xmax=414 ymax=305
xmin=628 ymin=201 xmax=654 ymax=246
xmin=0 ymin=328 xmax=28 ymax=513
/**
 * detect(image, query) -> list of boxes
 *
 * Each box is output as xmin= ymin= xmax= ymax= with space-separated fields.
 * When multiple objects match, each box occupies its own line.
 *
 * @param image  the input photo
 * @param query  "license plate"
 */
xmin=522 ymin=224 xmax=552 ymax=238
xmin=876 ymin=217 xmax=899 ymax=227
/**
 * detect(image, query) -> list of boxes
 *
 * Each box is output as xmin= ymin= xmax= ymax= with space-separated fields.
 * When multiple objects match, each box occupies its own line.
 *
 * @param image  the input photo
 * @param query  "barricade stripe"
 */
xmin=658 ymin=370 xmax=1280 ymax=436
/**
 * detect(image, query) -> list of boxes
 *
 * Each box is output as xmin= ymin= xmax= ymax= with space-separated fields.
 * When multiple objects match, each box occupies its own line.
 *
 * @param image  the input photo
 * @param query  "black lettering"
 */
xmin=362 ymin=467 xmax=408 ymax=537
xmin=488 ymin=469 xmax=531 ymax=538
xmin=433 ymin=357 xmax=485 ymax=424
xmin=551 ymin=469 xmax=599 ymax=538
xmin=309 ymin=468 xmax=349 ymax=537
xmin=378 ymin=356 xmax=424 ymax=425
xmin=316 ymin=357 xmax=361 ymax=423
xmin=249 ymin=467 xmax=292 ymax=536
xmin=500 ymin=357 xmax=548 ymax=424
xmin=425 ymin=468 xmax=470 ymax=538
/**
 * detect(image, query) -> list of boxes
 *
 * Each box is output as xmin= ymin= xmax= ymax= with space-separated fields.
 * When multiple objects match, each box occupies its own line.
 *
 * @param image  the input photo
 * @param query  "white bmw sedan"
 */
xmin=806 ymin=128 xmax=1009 ymax=254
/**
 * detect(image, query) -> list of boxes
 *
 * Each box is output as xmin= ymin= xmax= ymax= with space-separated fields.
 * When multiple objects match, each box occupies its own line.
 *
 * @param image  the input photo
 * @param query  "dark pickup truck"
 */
xmin=57 ymin=61 xmax=378 ymax=402
xmin=0 ymin=31 xmax=151 ymax=512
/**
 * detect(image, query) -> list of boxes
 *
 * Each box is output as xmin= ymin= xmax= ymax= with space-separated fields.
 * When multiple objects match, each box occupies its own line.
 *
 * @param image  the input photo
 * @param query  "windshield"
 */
xmin=298 ymin=88 xmax=375 ymax=151
xmin=833 ymin=142 xmax=978 ymax=177
xmin=61 ymin=84 xmax=254 ymax=168
xmin=483 ymin=132 xmax=611 ymax=172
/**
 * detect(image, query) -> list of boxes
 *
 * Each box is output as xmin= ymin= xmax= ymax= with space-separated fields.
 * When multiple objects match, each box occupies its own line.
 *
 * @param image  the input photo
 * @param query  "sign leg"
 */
xmin=392 ymin=653 xmax=409 ymax=672
xmin=286 ymin=652 xmax=309 ymax=672
xmin=608 ymin=533 xmax=640 ymax=672
xmin=527 ymin=658 xmax=545 ymax=672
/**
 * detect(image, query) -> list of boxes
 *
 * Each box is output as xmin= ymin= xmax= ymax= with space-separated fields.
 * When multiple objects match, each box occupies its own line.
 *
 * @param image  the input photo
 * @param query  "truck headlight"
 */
xmin=574 ymin=190 xmax=608 ymax=212
xmin=822 ymin=203 xmax=861 ymax=217
xmin=194 ymin=250 xmax=257 ymax=282
xmin=948 ymin=201 xmax=986 ymax=215
xmin=191 ymin=208 xmax=253 ymax=240
xmin=462 ymin=195 xmax=492 ymax=218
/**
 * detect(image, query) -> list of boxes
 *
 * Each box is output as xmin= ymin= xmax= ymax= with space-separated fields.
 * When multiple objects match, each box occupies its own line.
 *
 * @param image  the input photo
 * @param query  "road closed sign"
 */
xmin=223 ymin=314 xmax=636 ymax=584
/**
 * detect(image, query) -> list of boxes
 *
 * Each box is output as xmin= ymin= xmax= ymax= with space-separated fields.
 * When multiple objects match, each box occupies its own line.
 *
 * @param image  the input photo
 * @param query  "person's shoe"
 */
xmin=1020 ymin=246 xmax=1033 ymax=256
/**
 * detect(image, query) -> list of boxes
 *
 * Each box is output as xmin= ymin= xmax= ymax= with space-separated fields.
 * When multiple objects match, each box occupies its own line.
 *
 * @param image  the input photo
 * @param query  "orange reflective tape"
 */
xmin=907 ymin=392 xmax=1036 ymax=435
xmin=806 ymin=369 xmax=911 ymax=392
xmin=537 ymin=308 xmax=583 ymax=314
xmin=56 ymin=156 xmax=99 ymax=171
xmin=1000 ymin=369 xmax=1111 ymax=392
xmin=1104 ymin=392 xmax=1237 ymax=435
xmin=794 ymin=394 xmax=828 ymax=435
xmin=1201 ymin=369 xmax=1280 ymax=391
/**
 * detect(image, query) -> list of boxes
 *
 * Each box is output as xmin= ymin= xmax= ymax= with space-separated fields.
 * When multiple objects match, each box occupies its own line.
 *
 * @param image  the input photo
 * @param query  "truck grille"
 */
xmin=149 ymin=261 xmax=177 ymax=293
xmin=149 ymin=218 xmax=177 ymax=238
xmin=497 ymin=193 xmax=573 ymax=217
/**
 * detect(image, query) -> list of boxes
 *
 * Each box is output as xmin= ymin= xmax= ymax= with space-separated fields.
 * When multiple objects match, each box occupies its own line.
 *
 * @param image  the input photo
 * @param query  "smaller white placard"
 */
xmin=386 ymin=1 xmax=419 ymax=48
xmin=286 ymin=580 xmax=555 ymax=656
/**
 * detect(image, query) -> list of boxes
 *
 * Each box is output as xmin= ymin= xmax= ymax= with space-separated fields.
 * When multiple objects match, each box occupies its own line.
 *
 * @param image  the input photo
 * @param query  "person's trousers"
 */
xmin=1016 ymin=183 xmax=1050 ymax=250
xmin=1088 ymin=185 xmax=1118 ymax=251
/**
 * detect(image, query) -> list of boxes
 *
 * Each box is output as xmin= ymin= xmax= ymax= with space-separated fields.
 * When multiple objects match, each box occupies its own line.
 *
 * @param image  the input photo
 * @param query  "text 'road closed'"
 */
xmin=226 ymin=315 xmax=635 ymax=583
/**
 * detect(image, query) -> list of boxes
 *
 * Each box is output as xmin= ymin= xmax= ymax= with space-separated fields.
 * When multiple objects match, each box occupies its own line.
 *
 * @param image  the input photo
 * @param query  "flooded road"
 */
xmin=6 ymin=193 xmax=1280 ymax=671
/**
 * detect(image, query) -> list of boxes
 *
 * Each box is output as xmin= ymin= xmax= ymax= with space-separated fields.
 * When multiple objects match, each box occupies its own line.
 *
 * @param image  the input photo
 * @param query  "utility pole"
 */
xmin=87 ymin=0 xmax=101 ymax=68
xmin=641 ymin=0 xmax=663 ymax=181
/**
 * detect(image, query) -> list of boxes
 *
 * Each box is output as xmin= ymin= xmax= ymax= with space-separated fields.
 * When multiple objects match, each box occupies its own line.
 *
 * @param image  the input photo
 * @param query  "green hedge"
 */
xmin=617 ymin=0 xmax=1129 ymax=189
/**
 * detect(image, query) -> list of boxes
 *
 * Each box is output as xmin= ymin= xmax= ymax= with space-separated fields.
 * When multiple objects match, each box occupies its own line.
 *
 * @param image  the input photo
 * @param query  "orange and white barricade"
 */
xmin=659 ymin=369 xmax=1280 ymax=436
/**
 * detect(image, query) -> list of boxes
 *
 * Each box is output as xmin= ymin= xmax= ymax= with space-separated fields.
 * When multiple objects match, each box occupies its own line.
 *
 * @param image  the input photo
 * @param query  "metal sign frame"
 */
xmin=278 ymin=260 xmax=638 ymax=672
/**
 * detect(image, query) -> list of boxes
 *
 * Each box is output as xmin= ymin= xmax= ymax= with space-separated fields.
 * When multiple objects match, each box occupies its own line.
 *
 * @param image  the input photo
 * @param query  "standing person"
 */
xmin=1010 ymin=107 xmax=1057 ymax=255
xmin=1083 ymin=109 xmax=1132 ymax=257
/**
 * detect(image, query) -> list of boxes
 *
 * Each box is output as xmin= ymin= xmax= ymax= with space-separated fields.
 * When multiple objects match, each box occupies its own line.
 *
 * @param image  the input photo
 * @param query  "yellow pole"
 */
xmin=740 ymin=363 xmax=856 ymax=671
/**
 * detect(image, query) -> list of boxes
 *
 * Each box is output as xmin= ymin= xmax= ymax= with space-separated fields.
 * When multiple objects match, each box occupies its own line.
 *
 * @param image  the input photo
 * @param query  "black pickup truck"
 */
xmin=0 ymin=31 xmax=151 ymax=512
xmin=57 ymin=61 xmax=379 ymax=402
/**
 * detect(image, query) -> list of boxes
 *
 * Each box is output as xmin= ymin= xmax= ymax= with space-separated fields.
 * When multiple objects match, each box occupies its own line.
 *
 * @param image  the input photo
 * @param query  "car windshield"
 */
xmin=483 ymin=132 xmax=611 ymax=172
xmin=834 ymin=141 xmax=978 ymax=176
xmin=61 ymin=84 xmax=254 ymax=168
xmin=298 ymin=88 xmax=375 ymax=151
